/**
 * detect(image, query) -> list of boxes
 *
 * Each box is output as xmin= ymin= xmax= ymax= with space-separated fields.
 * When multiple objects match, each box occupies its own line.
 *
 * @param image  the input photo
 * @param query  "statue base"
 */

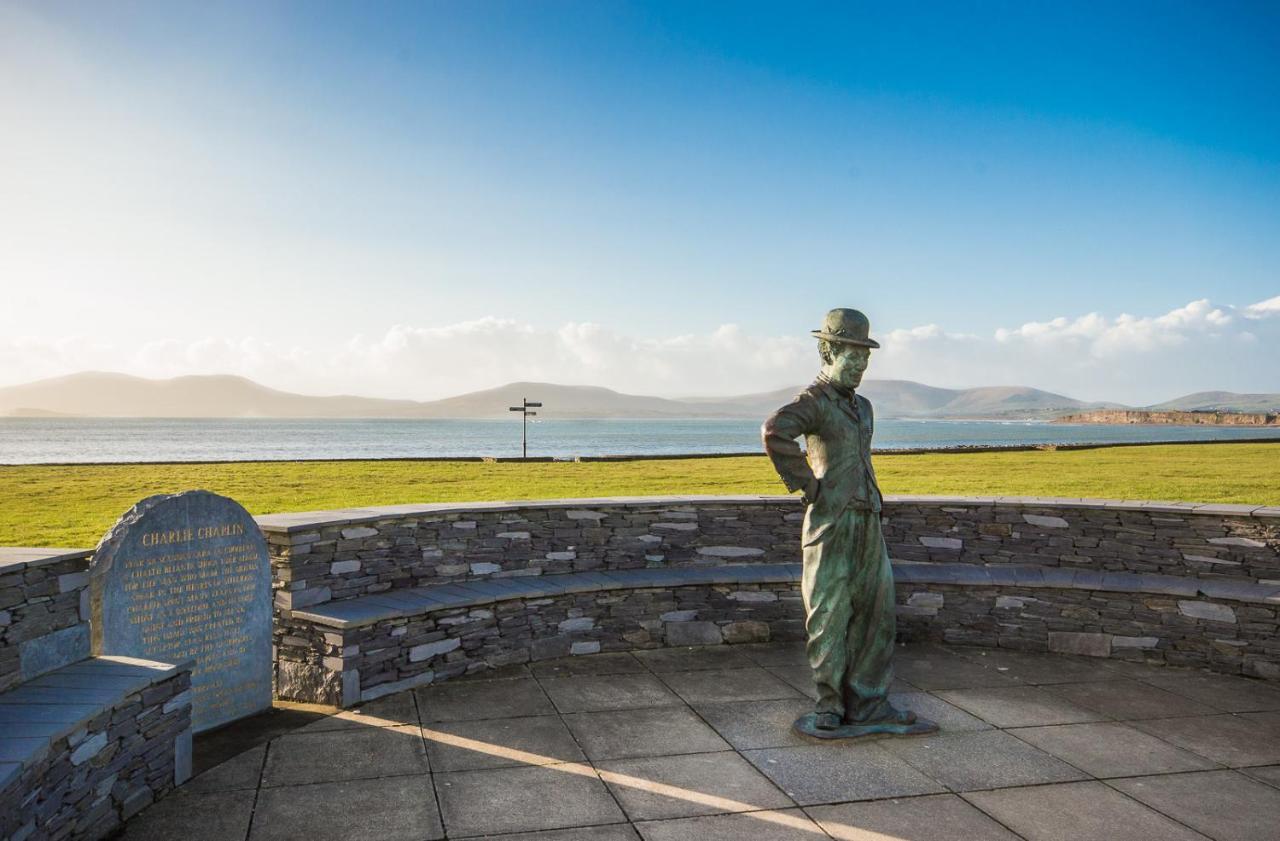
xmin=792 ymin=713 xmax=940 ymax=741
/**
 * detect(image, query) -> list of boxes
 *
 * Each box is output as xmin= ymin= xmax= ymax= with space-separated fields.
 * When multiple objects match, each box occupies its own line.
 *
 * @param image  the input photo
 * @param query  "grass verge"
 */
xmin=3 ymin=442 xmax=1277 ymax=548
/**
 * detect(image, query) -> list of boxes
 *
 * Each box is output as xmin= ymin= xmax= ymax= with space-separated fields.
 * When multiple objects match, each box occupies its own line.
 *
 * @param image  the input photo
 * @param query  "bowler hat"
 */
xmin=811 ymin=308 xmax=880 ymax=348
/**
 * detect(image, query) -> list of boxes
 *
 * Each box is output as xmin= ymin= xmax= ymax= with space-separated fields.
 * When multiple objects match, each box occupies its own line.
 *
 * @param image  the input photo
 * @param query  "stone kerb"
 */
xmin=0 ymin=548 xmax=94 ymax=693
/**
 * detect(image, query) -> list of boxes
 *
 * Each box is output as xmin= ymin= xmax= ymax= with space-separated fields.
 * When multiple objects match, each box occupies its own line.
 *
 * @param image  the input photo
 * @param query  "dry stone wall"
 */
xmin=276 ymin=579 xmax=806 ymax=705
xmin=0 ymin=549 xmax=93 ymax=693
xmin=883 ymin=498 xmax=1280 ymax=580
xmin=0 ymin=664 xmax=191 ymax=841
xmin=262 ymin=495 xmax=1280 ymax=704
xmin=259 ymin=497 xmax=1280 ymax=613
xmin=893 ymin=575 xmax=1280 ymax=680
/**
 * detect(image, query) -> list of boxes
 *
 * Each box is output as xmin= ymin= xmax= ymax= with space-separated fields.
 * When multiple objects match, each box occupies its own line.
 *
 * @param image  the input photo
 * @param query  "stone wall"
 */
xmin=259 ymin=497 xmax=802 ymax=611
xmin=893 ymin=578 xmax=1280 ymax=680
xmin=0 ymin=549 xmax=92 ymax=693
xmin=0 ymin=665 xmax=191 ymax=841
xmin=258 ymin=496 xmax=1280 ymax=613
xmin=883 ymin=498 xmax=1280 ymax=580
xmin=276 ymin=579 xmax=805 ymax=705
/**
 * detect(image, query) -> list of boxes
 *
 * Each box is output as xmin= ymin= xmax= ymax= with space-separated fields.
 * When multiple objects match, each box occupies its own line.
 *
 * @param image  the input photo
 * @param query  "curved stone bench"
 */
xmin=894 ymin=563 xmax=1280 ymax=676
xmin=0 ymin=656 xmax=192 ymax=841
xmin=276 ymin=563 xmax=807 ymax=705
xmin=275 ymin=559 xmax=1280 ymax=706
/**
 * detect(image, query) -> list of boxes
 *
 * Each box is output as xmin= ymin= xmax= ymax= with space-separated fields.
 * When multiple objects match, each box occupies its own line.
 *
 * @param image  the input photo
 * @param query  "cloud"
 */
xmin=1244 ymin=295 xmax=1280 ymax=319
xmin=0 ymin=295 xmax=1276 ymax=404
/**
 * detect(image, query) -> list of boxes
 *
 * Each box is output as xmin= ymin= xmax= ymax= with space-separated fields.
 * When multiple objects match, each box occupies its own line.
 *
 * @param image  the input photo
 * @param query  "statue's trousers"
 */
xmin=801 ymin=505 xmax=897 ymax=722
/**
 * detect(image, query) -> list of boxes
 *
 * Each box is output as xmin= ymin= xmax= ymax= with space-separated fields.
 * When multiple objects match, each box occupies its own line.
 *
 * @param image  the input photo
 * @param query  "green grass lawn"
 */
xmin=3 ymin=442 xmax=1277 ymax=549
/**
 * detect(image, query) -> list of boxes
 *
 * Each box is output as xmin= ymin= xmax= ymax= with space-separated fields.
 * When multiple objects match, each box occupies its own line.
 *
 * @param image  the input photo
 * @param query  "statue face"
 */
xmin=827 ymin=343 xmax=871 ymax=388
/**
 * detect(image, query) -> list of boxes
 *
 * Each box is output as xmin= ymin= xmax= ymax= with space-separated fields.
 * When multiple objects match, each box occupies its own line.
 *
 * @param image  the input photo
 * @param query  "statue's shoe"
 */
xmin=884 ymin=706 xmax=917 ymax=726
xmin=813 ymin=712 xmax=842 ymax=730
xmin=847 ymin=704 xmax=916 ymax=727
xmin=793 ymin=710 xmax=938 ymax=741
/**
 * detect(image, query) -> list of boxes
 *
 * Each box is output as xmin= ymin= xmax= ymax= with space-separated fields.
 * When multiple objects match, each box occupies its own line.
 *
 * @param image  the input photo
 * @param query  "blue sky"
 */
xmin=1 ymin=1 xmax=1277 ymax=401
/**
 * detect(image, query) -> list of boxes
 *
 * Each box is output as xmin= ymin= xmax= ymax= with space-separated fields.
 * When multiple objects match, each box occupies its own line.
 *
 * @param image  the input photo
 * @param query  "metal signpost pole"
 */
xmin=508 ymin=398 xmax=543 ymax=459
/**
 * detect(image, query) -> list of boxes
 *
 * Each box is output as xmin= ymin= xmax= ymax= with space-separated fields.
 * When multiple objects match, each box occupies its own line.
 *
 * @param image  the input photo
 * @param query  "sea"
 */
xmin=2 ymin=417 xmax=1279 ymax=464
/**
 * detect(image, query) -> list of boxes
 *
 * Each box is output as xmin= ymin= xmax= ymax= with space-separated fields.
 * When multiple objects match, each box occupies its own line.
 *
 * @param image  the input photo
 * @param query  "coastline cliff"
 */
xmin=1055 ymin=410 xmax=1280 ymax=426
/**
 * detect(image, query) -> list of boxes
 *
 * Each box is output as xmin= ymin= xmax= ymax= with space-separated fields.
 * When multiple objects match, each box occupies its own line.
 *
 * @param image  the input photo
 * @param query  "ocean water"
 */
xmin=2 ymin=417 xmax=1279 ymax=464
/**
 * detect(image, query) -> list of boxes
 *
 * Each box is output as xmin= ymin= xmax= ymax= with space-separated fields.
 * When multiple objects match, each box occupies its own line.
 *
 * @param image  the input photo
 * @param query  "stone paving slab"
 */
xmin=658 ymin=667 xmax=805 ymax=704
xmin=121 ymin=641 xmax=1280 ymax=840
xmin=808 ymin=793 xmax=1024 ymax=841
xmin=562 ymin=706 xmax=730 ymax=760
xmin=1139 ymin=671 xmax=1280 ymax=713
xmin=423 ymin=715 xmax=586 ymax=771
xmin=1050 ymin=679 xmax=1221 ymax=720
xmin=1242 ymin=764 xmax=1280 ymax=788
xmin=935 ymin=686 xmax=1109 ymax=728
xmin=597 ymin=751 xmax=796 ymax=820
xmin=539 ymin=673 xmax=683 ymax=713
xmin=435 ymin=763 xmax=625 ymax=837
xmin=953 ymin=647 xmax=1126 ymax=685
xmin=1110 ymin=770 xmax=1280 ymax=841
xmin=181 ymin=744 xmax=266 ymax=794
xmin=529 ymin=652 xmax=646 ymax=678
xmin=1007 ymin=722 xmax=1219 ymax=778
xmin=261 ymin=725 xmax=428 ymax=787
xmin=250 ymin=775 xmax=443 ymax=841
xmin=881 ymin=730 xmax=1088 ymax=792
xmin=890 ymin=691 xmax=995 ymax=733
xmin=691 ymin=698 xmax=815 ymax=751
xmin=632 ymin=645 xmax=757 ymax=672
xmin=742 ymin=743 xmax=947 ymax=805
xmin=634 ymin=808 xmax=826 ymax=840
xmin=294 ymin=690 xmax=418 ymax=732
xmin=417 ymin=677 xmax=556 ymax=721
xmin=120 ymin=789 xmax=257 ymax=841
xmin=1130 ymin=712 xmax=1280 ymax=767
xmin=893 ymin=651 xmax=1024 ymax=690
xmin=963 ymin=780 xmax=1210 ymax=841
xmin=486 ymin=826 xmax=640 ymax=841
xmin=735 ymin=641 xmax=809 ymax=667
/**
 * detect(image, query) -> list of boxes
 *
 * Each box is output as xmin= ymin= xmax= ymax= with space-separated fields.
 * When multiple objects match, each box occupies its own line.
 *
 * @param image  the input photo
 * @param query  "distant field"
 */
xmin=3 ymin=442 xmax=1278 ymax=548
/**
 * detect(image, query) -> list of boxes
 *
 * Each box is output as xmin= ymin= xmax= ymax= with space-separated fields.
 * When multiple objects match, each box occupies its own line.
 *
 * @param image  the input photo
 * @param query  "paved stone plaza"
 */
xmin=119 ymin=642 xmax=1280 ymax=841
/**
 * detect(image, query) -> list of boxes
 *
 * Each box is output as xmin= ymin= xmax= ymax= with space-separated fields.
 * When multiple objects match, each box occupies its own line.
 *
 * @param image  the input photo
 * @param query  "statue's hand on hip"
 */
xmin=803 ymin=478 xmax=821 ymax=507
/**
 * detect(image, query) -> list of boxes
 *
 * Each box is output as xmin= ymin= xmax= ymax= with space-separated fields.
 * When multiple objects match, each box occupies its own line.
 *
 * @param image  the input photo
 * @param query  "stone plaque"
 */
xmin=90 ymin=490 xmax=271 ymax=732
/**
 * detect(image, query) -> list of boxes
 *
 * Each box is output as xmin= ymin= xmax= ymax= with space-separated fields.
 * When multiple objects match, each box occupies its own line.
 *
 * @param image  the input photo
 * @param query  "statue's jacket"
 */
xmin=761 ymin=376 xmax=884 ymax=547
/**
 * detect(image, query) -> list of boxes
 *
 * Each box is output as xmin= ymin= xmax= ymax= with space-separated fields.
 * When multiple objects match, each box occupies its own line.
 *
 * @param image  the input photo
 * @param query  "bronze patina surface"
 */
xmin=763 ymin=308 xmax=938 ymax=739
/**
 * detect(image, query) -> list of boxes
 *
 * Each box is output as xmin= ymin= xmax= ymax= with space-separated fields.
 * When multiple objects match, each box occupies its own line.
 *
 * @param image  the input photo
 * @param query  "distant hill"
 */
xmin=0 ymin=372 xmax=427 ymax=419
xmin=0 ymin=371 xmax=1271 ymax=420
xmin=5 ymin=407 xmax=81 ymax=418
xmin=684 ymin=380 xmax=1106 ymax=419
xmin=1145 ymin=391 xmax=1280 ymax=413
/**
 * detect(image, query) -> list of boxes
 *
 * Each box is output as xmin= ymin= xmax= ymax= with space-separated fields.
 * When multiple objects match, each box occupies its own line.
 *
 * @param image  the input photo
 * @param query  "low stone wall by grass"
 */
xmin=258 ymin=496 xmax=1280 ymax=613
xmin=262 ymin=495 xmax=1280 ymax=703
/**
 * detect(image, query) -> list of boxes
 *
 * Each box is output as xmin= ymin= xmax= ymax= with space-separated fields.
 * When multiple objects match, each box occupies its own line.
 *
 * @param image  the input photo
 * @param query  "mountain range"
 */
xmin=1 ymin=371 xmax=1276 ymax=420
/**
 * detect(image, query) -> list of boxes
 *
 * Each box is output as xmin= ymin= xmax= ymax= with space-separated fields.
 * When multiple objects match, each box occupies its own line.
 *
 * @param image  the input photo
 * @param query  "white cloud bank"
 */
xmin=1 ymin=296 xmax=1276 ymax=404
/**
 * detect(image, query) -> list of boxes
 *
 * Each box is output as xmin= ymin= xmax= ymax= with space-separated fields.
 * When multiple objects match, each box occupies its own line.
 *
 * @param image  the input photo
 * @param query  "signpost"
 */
xmin=508 ymin=398 xmax=542 ymax=459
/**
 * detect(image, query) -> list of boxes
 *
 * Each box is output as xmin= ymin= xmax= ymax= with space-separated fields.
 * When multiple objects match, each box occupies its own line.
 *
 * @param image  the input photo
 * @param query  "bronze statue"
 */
xmin=763 ymin=308 xmax=937 ymax=739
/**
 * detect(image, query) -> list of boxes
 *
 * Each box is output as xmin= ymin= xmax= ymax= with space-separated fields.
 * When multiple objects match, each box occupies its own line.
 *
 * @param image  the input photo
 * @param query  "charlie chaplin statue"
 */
xmin=762 ymin=309 xmax=937 ymax=739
